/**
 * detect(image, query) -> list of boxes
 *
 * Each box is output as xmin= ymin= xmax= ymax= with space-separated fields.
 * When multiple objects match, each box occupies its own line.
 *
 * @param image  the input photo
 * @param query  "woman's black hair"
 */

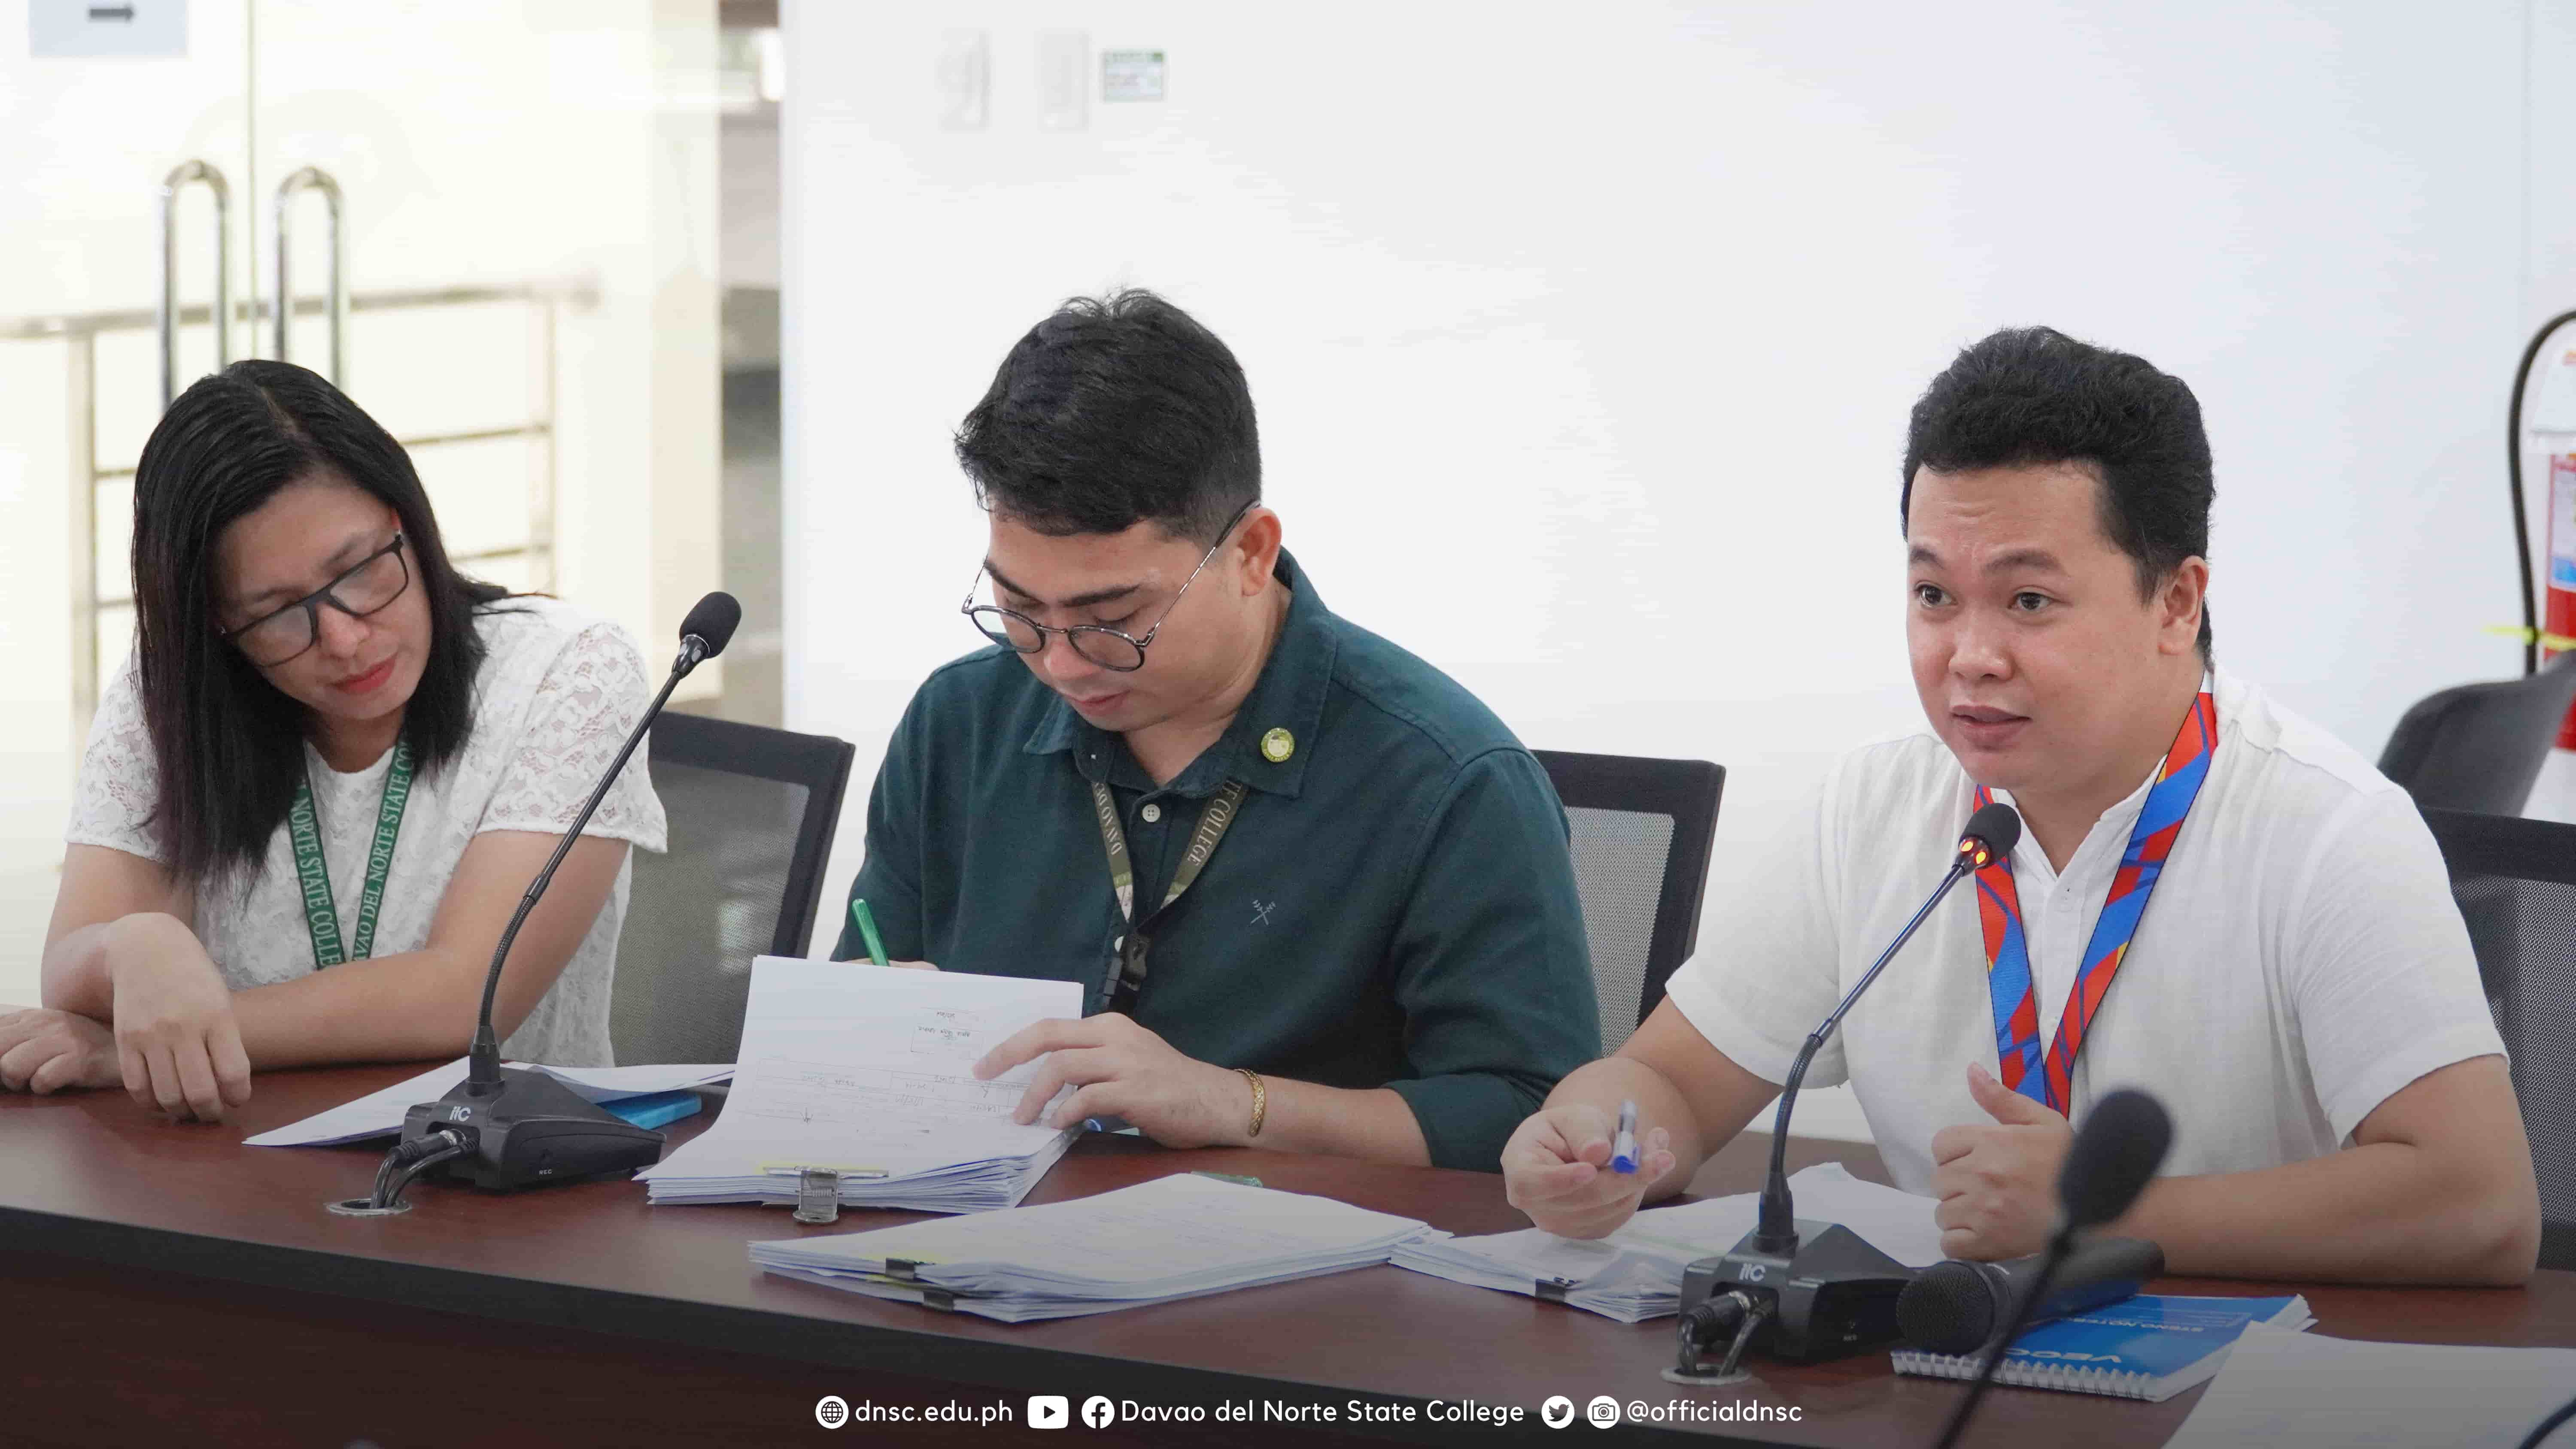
xmin=130 ymin=359 xmax=511 ymax=886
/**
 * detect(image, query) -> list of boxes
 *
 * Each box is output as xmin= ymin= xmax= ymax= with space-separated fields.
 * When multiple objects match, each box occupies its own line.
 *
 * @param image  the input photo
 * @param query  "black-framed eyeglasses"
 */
xmin=220 ymin=533 xmax=411 ymax=667
xmin=961 ymin=503 xmax=1256 ymax=673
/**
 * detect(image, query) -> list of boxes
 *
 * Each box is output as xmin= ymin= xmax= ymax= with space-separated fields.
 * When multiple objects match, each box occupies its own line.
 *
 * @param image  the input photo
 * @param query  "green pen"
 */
xmin=850 ymin=898 xmax=890 ymax=967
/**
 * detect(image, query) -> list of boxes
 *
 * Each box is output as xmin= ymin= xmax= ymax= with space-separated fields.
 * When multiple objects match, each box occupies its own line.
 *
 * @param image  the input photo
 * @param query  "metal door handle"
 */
xmin=158 ymin=159 xmax=232 ymax=407
xmin=273 ymin=166 xmax=346 ymax=384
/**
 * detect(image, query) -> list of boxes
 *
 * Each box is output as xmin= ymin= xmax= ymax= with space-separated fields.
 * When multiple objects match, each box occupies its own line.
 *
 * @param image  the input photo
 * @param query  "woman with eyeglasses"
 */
xmin=0 ymin=360 xmax=667 ymax=1121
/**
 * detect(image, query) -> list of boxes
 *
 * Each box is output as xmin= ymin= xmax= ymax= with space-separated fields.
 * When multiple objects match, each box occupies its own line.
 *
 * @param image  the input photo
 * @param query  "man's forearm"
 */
xmin=1543 ymin=1056 xmax=1707 ymax=1202
xmin=1234 ymin=1080 xmax=1431 ymax=1167
xmin=2120 ymin=1142 xmax=2538 ymax=1285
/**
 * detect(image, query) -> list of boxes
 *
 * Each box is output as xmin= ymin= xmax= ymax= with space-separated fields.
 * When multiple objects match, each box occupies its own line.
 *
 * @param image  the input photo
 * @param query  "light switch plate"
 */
xmin=936 ymin=29 xmax=989 ymax=131
xmin=1039 ymin=30 xmax=1088 ymax=132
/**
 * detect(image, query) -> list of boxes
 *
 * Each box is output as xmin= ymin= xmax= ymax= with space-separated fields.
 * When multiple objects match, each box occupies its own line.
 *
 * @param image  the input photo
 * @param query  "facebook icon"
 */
xmin=1082 ymin=1396 xmax=1116 ymax=1428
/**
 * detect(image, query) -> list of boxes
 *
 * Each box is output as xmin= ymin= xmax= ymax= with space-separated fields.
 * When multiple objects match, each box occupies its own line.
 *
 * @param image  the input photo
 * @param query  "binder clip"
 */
xmin=792 ymin=1167 xmax=841 ymax=1225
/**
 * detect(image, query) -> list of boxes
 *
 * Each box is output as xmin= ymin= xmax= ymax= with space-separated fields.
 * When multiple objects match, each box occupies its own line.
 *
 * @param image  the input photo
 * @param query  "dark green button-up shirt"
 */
xmin=834 ymin=551 xmax=1599 ymax=1171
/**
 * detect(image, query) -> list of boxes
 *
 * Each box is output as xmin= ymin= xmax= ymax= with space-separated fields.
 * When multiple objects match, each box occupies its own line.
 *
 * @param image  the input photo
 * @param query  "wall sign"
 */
xmin=31 ymin=0 xmax=187 ymax=58
xmin=1103 ymin=49 xmax=1166 ymax=103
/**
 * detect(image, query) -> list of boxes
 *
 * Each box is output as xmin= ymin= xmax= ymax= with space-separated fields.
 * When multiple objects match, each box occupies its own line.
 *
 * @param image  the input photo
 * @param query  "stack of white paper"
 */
xmin=245 ymin=1058 xmax=736 ymax=1147
xmin=1391 ymin=1163 xmax=1949 ymax=1322
xmin=638 ymin=957 xmax=1082 ymax=1214
xmin=749 ymin=1170 xmax=1433 ymax=1322
xmin=2165 ymin=1326 xmax=2576 ymax=1447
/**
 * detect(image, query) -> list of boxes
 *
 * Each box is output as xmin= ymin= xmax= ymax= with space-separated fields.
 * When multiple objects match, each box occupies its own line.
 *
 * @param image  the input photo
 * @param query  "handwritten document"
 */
xmin=640 ymin=957 xmax=1081 ymax=1210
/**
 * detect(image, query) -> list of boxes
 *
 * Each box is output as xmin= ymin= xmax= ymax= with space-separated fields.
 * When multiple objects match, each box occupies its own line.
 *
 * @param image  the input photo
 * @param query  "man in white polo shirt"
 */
xmin=1503 ymin=327 xmax=2541 ymax=1283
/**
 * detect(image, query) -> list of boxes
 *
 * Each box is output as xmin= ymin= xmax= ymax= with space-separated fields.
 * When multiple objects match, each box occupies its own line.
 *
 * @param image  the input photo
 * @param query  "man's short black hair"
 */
xmin=957 ymin=288 xmax=1260 ymax=545
xmin=1902 ymin=326 xmax=2215 ymax=659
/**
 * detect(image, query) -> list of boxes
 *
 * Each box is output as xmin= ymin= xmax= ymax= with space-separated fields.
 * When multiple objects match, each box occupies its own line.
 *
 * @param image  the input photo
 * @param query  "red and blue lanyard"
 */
xmin=1973 ymin=689 xmax=2218 ymax=1115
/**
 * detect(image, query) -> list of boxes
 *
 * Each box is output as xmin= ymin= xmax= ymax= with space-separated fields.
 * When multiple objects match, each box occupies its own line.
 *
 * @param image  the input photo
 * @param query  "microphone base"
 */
xmin=400 ymin=1067 xmax=667 ymax=1192
xmin=1678 ymin=1219 xmax=1915 ymax=1365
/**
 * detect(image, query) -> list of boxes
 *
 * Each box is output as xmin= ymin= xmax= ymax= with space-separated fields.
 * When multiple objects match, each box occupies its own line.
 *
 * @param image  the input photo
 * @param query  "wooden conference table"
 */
xmin=4 ymin=1063 xmax=2572 ymax=1448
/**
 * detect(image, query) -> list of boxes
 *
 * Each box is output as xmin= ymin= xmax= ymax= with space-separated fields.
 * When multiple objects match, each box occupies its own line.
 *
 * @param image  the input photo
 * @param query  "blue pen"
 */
xmin=1611 ymin=1099 xmax=1639 ymax=1174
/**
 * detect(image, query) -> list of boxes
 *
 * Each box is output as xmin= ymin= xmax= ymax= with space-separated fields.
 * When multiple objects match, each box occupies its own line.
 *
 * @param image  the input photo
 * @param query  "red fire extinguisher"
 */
xmin=2548 ymin=454 xmax=2576 ymax=727
xmin=2511 ymin=316 xmax=2576 ymax=818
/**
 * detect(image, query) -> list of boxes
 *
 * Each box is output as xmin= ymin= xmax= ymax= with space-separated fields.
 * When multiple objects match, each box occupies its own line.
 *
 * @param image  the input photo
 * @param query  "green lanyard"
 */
xmin=1088 ymin=778 xmax=1248 ymax=1009
xmin=287 ymin=735 xmax=416 ymax=970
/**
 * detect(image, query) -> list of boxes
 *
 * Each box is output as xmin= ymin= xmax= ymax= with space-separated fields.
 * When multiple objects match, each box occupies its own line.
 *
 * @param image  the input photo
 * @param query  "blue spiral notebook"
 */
xmin=1891 ymin=1294 xmax=2314 ymax=1401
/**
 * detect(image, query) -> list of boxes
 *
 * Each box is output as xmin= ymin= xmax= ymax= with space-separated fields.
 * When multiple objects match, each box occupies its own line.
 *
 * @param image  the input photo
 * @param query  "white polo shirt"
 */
xmin=1665 ymin=667 xmax=2504 ymax=1196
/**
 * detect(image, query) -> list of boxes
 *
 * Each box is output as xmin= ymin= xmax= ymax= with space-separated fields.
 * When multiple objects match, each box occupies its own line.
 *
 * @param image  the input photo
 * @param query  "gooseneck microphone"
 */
xmin=1670 ymin=803 xmax=2021 ymax=1379
xmin=2516 ymin=1396 xmax=2576 ymax=1449
xmin=1932 ymin=1087 xmax=2175 ymax=1449
xmin=369 ymin=592 xmax=741 ymax=1203
xmin=463 ymin=590 xmax=741 ymax=1091
xmin=1753 ymin=800 xmax=2022 ymax=1253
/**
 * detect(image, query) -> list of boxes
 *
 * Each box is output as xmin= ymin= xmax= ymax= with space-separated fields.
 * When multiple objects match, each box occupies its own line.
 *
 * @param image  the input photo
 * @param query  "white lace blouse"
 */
xmin=66 ymin=597 xmax=668 ymax=1067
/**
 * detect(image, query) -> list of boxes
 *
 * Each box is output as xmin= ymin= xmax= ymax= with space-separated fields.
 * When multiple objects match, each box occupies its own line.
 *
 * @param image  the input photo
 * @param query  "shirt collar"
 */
xmin=1993 ymin=669 xmax=2220 ymax=883
xmin=1021 ymin=549 xmax=1337 ymax=800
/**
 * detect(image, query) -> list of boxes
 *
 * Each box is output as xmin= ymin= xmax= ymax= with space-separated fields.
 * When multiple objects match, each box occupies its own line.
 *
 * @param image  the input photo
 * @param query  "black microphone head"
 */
xmin=1958 ymin=801 xmax=2022 ymax=870
xmin=679 ymin=591 xmax=741 ymax=659
xmin=1897 ymin=1259 xmax=2012 ymax=1355
xmin=2057 ymin=1087 xmax=2173 ymax=1231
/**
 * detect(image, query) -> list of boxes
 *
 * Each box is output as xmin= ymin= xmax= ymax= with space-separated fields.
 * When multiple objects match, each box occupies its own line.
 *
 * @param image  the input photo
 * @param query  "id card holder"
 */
xmin=1094 ymin=930 xmax=1148 ymax=1014
xmin=1093 ymin=934 xmax=1124 ymax=1014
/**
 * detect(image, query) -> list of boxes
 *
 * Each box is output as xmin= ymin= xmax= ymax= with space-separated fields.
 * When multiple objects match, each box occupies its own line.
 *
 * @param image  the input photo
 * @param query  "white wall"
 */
xmin=783 ymin=2 xmax=2534 ymax=1139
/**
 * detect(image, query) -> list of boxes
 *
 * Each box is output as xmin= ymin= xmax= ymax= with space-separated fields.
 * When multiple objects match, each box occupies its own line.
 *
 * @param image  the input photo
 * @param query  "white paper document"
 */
xmin=750 ymin=1170 xmax=1433 ymax=1322
xmin=638 ymin=957 xmax=1081 ymax=1213
xmin=1391 ymin=1163 xmax=1947 ymax=1322
xmin=2164 ymin=1326 xmax=2576 ymax=1448
xmin=243 ymin=1058 xmax=735 ymax=1147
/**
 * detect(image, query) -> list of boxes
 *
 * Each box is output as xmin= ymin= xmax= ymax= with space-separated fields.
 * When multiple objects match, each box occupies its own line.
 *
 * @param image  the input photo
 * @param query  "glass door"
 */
xmin=246 ymin=1 xmax=723 ymax=704
xmin=0 ymin=2 xmax=735 ymax=1000
xmin=0 ymin=2 xmax=255 ymax=991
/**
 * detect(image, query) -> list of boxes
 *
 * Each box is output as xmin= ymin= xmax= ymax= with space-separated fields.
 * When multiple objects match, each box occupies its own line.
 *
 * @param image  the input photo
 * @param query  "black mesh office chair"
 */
xmin=1533 ymin=750 xmax=1725 ymax=1055
xmin=609 ymin=711 xmax=857 ymax=1065
xmin=2424 ymin=807 xmax=2576 ymax=1271
xmin=2379 ymin=654 xmax=2576 ymax=815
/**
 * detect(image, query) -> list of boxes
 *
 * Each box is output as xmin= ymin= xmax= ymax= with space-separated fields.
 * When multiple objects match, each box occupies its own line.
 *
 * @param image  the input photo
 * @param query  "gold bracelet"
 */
xmin=1234 ymin=1067 xmax=1267 ymax=1140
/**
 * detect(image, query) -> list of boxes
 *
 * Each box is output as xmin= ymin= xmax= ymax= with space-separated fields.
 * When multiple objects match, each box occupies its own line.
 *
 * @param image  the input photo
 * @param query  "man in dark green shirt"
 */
xmin=835 ymin=289 xmax=1598 ymax=1172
